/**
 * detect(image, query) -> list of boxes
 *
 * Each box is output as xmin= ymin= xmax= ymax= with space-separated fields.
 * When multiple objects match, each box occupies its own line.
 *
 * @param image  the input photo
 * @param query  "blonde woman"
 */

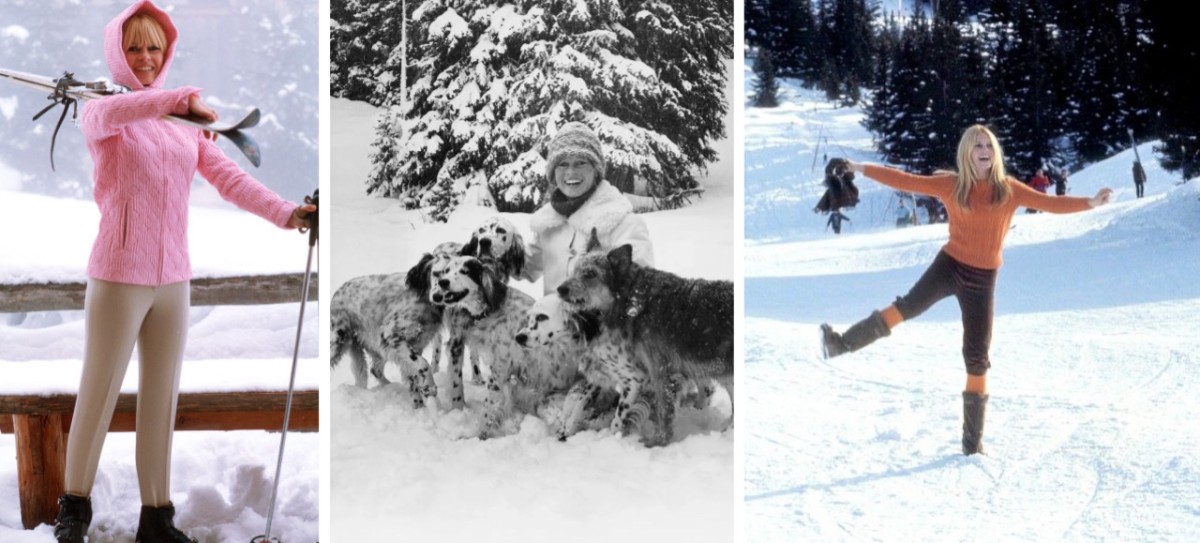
xmin=819 ymin=124 xmax=1112 ymax=455
xmin=53 ymin=2 xmax=314 ymax=541
xmin=523 ymin=122 xmax=654 ymax=294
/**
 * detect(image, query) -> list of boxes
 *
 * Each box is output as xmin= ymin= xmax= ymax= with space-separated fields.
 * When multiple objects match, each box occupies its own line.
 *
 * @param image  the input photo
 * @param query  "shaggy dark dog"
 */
xmin=556 ymin=242 xmax=734 ymax=445
xmin=815 ymin=157 xmax=860 ymax=212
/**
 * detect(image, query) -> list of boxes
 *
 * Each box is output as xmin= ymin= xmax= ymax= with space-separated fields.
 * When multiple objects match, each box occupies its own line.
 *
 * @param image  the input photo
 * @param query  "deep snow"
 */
xmin=329 ymin=89 xmax=735 ymax=541
xmin=743 ymin=72 xmax=1200 ymax=541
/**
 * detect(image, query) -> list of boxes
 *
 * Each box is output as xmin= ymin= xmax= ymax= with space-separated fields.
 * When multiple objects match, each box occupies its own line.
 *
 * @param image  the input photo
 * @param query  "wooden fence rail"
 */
xmin=0 ymin=272 xmax=318 ymax=313
xmin=0 ymin=273 xmax=319 ymax=530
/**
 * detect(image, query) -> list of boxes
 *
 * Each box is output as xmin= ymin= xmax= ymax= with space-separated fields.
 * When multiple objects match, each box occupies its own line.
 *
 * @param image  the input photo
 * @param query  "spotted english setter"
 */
xmin=515 ymin=294 xmax=651 ymax=440
xmin=329 ymin=241 xmax=461 ymax=406
xmin=409 ymin=253 xmax=579 ymax=437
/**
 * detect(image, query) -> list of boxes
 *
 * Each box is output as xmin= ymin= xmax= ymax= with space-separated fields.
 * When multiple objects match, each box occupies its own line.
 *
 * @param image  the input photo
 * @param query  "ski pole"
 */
xmin=252 ymin=189 xmax=318 ymax=543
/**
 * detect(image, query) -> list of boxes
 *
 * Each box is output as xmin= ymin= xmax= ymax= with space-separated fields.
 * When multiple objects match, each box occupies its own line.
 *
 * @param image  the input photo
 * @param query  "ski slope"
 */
xmin=329 ymin=97 xmax=734 ymax=542
xmin=743 ymin=76 xmax=1200 ymax=541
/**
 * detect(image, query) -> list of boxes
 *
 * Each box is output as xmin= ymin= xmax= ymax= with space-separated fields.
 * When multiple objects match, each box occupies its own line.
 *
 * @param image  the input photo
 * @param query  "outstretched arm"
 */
xmin=1012 ymin=180 xmax=1110 ymax=213
xmin=81 ymin=86 xmax=200 ymax=140
xmin=197 ymin=137 xmax=308 ymax=228
xmin=837 ymin=159 xmax=955 ymax=200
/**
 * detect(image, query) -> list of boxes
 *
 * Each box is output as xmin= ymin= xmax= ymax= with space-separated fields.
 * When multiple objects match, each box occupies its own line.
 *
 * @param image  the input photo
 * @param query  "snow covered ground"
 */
xmin=329 ymin=92 xmax=735 ymax=542
xmin=743 ymin=74 xmax=1200 ymax=540
xmin=0 ymin=183 xmax=320 ymax=541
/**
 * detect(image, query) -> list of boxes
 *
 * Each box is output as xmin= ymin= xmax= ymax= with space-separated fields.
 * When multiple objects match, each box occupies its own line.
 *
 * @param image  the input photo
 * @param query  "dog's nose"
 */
xmin=479 ymin=238 xmax=492 ymax=250
xmin=438 ymin=279 xmax=449 ymax=288
xmin=556 ymin=284 xmax=569 ymax=297
xmin=515 ymin=333 xmax=527 ymax=346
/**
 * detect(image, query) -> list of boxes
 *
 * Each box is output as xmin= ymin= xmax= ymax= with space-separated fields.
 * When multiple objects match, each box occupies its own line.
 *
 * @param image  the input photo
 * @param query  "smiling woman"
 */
xmin=521 ymin=121 xmax=655 ymax=295
xmin=49 ymin=1 xmax=315 ymax=541
xmin=122 ymin=13 xmax=165 ymax=87
xmin=819 ymin=124 xmax=1113 ymax=456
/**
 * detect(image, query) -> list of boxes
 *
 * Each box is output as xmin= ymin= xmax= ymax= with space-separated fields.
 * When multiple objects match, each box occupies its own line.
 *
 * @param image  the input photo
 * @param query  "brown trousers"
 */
xmin=64 ymin=278 xmax=189 ymax=507
xmin=892 ymin=251 xmax=997 ymax=376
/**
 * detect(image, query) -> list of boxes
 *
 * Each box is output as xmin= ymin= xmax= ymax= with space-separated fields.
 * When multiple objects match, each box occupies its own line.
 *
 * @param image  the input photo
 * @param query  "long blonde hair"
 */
xmin=123 ymin=12 xmax=167 ymax=51
xmin=952 ymin=124 xmax=1011 ymax=210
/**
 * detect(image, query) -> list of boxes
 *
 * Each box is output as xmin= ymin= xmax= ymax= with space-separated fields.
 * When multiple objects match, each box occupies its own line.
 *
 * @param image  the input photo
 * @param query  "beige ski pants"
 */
xmin=64 ymin=278 xmax=189 ymax=507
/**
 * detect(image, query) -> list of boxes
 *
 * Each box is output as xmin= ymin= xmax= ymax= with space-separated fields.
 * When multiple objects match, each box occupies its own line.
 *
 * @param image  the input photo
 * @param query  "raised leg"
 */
xmin=611 ymin=374 xmax=647 ymax=436
xmin=558 ymin=380 xmax=600 ymax=441
xmin=479 ymin=374 xmax=508 ymax=438
xmin=651 ymin=373 xmax=685 ymax=446
xmin=368 ymin=351 xmax=391 ymax=386
xmin=445 ymin=334 xmax=467 ymax=410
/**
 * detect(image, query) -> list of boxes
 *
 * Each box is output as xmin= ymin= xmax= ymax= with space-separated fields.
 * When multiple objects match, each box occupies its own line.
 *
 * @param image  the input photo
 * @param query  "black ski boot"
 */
xmin=54 ymin=493 xmax=92 ymax=543
xmin=820 ymin=310 xmax=890 ymax=359
xmin=135 ymin=503 xmax=197 ymax=543
xmin=962 ymin=391 xmax=988 ymax=455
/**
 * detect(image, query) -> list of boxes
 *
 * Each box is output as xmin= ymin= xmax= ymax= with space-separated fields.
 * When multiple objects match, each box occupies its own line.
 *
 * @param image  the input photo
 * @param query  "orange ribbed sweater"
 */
xmin=864 ymin=164 xmax=1093 ymax=269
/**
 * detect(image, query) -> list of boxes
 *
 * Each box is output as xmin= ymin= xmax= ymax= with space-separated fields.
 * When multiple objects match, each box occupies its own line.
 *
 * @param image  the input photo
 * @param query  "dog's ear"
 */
xmin=575 ymin=310 xmax=601 ymax=342
xmin=607 ymin=244 xmax=634 ymax=276
xmin=586 ymin=227 xmax=602 ymax=253
xmin=504 ymin=229 xmax=527 ymax=277
xmin=466 ymin=258 xmax=508 ymax=311
xmin=405 ymin=253 xmax=436 ymax=295
xmin=462 ymin=235 xmax=479 ymax=257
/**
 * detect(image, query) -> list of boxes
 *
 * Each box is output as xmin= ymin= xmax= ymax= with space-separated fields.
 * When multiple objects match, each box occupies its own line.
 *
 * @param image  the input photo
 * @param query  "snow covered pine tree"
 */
xmin=359 ymin=0 xmax=731 ymax=221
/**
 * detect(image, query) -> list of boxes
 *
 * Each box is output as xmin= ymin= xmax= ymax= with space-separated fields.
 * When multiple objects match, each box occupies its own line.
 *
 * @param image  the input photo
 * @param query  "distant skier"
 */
xmin=1133 ymin=160 xmax=1147 ymax=198
xmin=1053 ymin=168 xmax=1068 ymax=196
xmin=1026 ymin=168 xmax=1051 ymax=213
xmin=895 ymin=199 xmax=913 ymax=228
xmin=819 ymin=125 xmax=1112 ymax=456
xmin=52 ymin=2 xmax=316 ymax=542
xmin=826 ymin=209 xmax=850 ymax=233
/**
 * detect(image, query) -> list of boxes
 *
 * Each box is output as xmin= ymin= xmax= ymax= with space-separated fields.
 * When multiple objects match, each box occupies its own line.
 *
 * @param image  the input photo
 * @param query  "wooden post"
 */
xmin=13 ymin=414 xmax=66 ymax=530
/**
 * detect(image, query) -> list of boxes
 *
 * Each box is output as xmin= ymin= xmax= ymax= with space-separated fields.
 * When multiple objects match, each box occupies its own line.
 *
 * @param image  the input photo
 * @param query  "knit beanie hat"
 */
xmin=545 ymin=122 xmax=606 ymax=185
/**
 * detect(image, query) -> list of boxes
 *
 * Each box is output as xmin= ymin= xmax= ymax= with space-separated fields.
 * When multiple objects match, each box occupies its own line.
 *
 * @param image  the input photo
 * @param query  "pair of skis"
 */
xmin=0 ymin=67 xmax=263 ymax=167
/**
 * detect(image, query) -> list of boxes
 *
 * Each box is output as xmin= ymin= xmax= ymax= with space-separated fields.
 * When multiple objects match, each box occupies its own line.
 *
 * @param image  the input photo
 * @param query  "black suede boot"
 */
xmin=962 ymin=391 xmax=988 ymax=455
xmin=54 ymin=494 xmax=92 ymax=543
xmin=820 ymin=310 xmax=890 ymax=359
xmin=135 ymin=503 xmax=197 ymax=543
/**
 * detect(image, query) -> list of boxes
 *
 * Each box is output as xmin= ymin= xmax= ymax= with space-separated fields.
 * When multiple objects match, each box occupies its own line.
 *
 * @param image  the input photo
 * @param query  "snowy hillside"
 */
xmin=743 ymin=73 xmax=1200 ymax=540
xmin=329 ymin=96 xmax=734 ymax=541
xmin=0 ymin=184 xmax=320 ymax=540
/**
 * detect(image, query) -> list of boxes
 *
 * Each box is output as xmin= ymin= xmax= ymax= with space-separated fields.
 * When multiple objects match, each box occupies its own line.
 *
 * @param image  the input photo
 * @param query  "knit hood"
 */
xmin=104 ymin=0 xmax=178 ymax=90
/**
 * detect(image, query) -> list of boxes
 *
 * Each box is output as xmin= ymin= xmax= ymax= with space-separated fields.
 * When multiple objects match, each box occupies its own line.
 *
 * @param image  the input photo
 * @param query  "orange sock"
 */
xmin=965 ymin=374 xmax=987 ymax=395
xmin=881 ymin=305 xmax=904 ymax=330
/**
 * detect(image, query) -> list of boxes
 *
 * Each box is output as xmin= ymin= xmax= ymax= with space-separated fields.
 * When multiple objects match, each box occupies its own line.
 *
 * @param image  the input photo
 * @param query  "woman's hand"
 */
xmin=288 ymin=203 xmax=318 ymax=230
xmin=1089 ymin=187 xmax=1113 ymax=208
xmin=831 ymin=158 xmax=863 ymax=174
xmin=188 ymin=94 xmax=219 ymax=142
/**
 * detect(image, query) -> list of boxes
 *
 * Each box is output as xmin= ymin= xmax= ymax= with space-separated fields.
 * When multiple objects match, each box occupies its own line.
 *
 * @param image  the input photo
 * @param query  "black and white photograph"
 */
xmin=329 ymin=0 xmax=735 ymax=540
xmin=0 ymin=1 xmax=320 ymax=541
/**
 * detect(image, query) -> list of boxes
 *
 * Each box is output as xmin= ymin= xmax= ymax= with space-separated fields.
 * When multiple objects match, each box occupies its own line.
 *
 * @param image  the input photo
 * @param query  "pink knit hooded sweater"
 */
xmin=81 ymin=0 xmax=296 ymax=286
